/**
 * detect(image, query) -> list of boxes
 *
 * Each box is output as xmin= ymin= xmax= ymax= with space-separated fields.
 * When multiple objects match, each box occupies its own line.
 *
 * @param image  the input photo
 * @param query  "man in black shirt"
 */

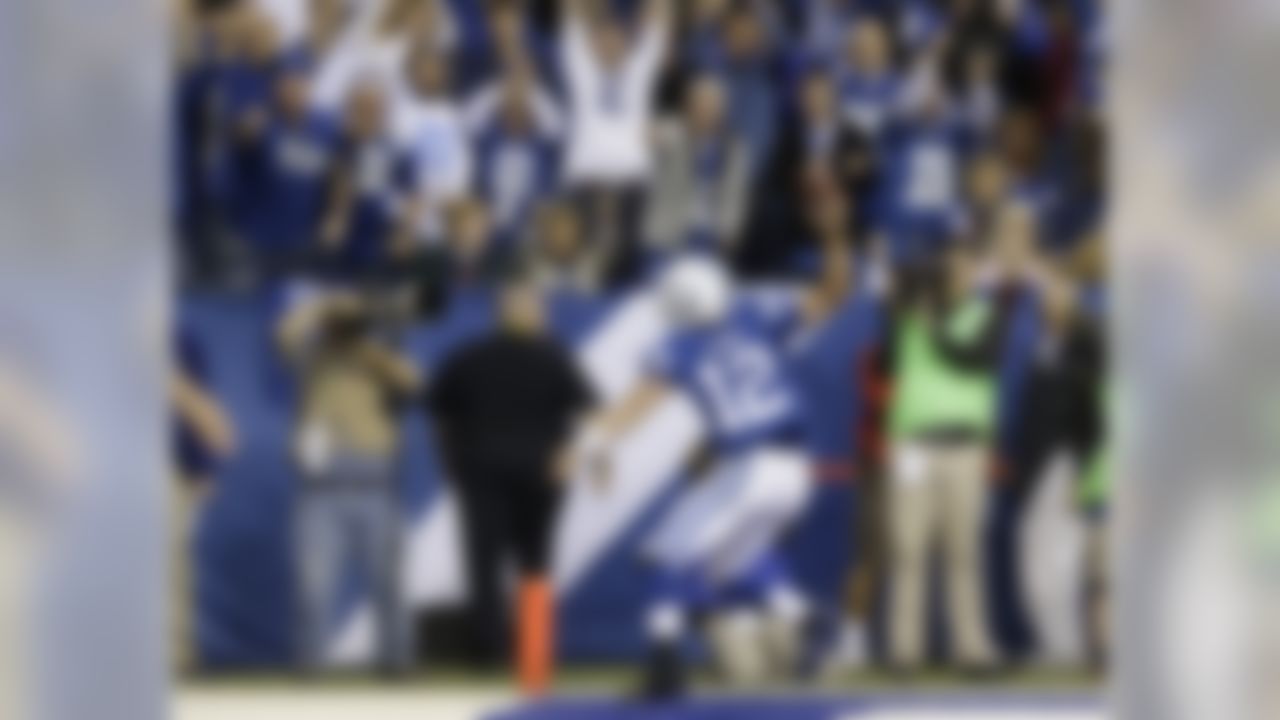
xmin=426 ymin=275 xmax=595 ymax=694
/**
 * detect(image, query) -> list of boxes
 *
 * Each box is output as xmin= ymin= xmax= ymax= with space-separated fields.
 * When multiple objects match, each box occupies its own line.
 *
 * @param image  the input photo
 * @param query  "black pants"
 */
xmin=454 ymin=470 xmax=561 ymax=667
xmin=570 ymin=182 xmax=647 ymax=289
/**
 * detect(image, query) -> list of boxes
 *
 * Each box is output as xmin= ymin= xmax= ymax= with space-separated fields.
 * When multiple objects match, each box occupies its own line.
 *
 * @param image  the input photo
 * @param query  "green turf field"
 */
xmin=177 ymin=667 xmax=1103 ymax=720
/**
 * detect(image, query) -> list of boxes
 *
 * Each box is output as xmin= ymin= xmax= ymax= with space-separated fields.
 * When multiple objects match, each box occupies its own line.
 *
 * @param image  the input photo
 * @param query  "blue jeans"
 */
xmin=294 ymin=462 xmax=406 ymax=672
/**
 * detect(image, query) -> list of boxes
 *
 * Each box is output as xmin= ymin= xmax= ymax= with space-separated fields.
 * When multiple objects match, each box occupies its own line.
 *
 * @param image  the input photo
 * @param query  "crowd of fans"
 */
xmin=173 ymin=0 xmax=1109 ymax=677
xmin=174 ymin=0 xmax=1105 ymax=293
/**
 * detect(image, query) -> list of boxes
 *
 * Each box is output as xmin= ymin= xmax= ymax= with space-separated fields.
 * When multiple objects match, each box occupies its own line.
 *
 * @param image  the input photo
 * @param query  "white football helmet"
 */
xmin=656 ymin=255 xmax=734 ymax=328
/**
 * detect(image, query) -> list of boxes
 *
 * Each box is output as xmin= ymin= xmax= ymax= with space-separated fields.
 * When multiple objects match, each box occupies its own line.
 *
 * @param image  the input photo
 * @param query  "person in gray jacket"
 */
xmin=645 ymin=74 xmax=752 ymax=256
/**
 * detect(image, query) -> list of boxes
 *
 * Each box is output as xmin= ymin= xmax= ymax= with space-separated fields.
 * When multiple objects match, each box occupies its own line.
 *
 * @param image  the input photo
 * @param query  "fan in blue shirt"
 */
xmin=249 ymin=59 xmax=338 ymax=268
xmin=317 ymin=79 xmax=421 ymax=275
xmin=837 ymin=16 xmax=901 ymax=140
xmin=217 ymin=10 xmax=283 ymax=252
xmin=469 ymin=70 xmax=562 ymax=253
xmin=878 ymin=78 xmax=975 ymax=264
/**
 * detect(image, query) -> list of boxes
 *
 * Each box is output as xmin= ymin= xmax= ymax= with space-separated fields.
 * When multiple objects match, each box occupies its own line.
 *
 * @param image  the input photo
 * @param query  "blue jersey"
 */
xmin=335 ymin=136 xmax=418 ymax=269
xmin=880 ymin=116 xmax=972 ymax=262
xmin=650 ymin=290 xmax=808 ymax=453
xmin=253 ymin=111 xmax=338 ymax=253
xmin=217 ymin=60 xmax=276 ymax=228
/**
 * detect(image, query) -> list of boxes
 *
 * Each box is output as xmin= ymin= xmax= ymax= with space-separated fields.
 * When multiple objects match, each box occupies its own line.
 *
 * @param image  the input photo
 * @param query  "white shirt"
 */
xmin=310 ymin=0 xmax=458 ymax=113
xmin=904 ymin=136 xmax=959 ymax=213
xmin=560 ymin=16 xmax=665 ymax=184
xmin=394 ymin=97 xmax=473 ymax=239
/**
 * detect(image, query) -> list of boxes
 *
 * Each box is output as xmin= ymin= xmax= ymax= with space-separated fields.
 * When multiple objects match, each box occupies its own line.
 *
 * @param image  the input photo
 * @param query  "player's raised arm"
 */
xmin=798 ymin=186 xmax=854 ymax=327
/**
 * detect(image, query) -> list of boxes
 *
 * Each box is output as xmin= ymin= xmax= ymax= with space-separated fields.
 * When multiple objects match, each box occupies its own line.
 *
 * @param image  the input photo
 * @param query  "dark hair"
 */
xmin=323 ymin=305 xmax=374 ymax=346
xmin=496 ymin=261 xmax=539 ymax=293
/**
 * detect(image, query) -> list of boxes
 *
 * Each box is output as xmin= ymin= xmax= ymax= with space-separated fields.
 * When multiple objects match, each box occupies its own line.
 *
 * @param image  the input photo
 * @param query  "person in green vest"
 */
xmin=883 ymin=241 xmax=1010 ymax=673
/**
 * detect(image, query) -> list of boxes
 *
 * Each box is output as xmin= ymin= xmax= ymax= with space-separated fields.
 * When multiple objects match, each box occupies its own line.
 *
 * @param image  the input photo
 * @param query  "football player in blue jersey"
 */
xmin=579 ymin=189 xmax=852 ymax=699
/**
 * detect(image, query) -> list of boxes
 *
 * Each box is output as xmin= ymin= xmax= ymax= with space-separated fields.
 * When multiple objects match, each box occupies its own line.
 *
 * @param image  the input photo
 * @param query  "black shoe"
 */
xmin=795 ymin=607 xmax=840 ymax=681
xmin=635 ymin=643 xmax=687 ymax=703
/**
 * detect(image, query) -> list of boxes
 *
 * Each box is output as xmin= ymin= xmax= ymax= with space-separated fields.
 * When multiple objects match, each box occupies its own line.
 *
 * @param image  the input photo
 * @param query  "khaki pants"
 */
xmin=888 ymin=440 xmax=994 ymax=668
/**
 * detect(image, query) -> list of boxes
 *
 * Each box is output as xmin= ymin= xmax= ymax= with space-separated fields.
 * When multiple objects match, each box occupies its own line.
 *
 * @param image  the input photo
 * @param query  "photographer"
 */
xmin=276 ymin=288 xmax=423 ymax=674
